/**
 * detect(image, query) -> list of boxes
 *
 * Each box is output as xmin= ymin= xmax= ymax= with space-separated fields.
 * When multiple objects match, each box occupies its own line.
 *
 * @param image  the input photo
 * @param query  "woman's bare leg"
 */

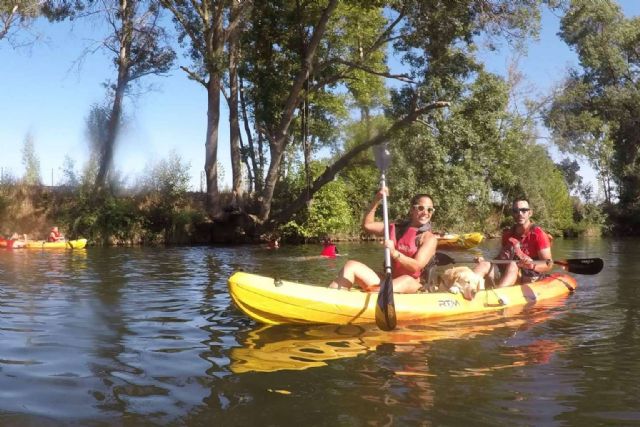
xmin=329 ymin=260 xmax=380 ymax=290
xmin=391 ymin=275 xmax=422 ymax=293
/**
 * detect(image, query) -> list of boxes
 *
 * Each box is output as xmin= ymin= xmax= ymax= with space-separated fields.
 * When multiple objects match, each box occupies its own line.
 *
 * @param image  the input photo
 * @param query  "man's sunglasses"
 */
xmin=512 ymin=208 xmax=531 ymax=214
xmin=413 ymin=205 xmax=435 ymax=213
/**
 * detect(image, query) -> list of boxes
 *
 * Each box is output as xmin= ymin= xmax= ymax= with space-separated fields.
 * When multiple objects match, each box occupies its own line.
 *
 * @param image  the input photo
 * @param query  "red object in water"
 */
xmin=321 ymin=244 xmax=337 ymax=258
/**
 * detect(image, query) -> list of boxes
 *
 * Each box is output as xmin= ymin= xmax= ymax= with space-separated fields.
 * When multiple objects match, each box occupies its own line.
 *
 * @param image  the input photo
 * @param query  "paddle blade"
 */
xmin=375 ymin=273 xmax=396 ymax=331
xmin=373 ymin=144 xmax=391 ymax=171
xmin=557 ymin=258 xmax=604 ymax=275
xmin=434 ymin=252 xmax=456 ymax=266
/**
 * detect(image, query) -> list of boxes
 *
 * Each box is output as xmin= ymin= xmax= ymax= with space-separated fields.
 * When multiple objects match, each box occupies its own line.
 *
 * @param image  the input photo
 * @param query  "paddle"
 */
xmin=373 ymin=143 xmax=396 ymax=331
xmin=434 ymin=252 xmax=603 ymax=275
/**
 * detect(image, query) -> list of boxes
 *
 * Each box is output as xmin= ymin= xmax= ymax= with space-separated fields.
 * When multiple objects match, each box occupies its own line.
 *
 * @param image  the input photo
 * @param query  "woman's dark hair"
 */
xmin=410 ymin=193 xmax=434 ymax=206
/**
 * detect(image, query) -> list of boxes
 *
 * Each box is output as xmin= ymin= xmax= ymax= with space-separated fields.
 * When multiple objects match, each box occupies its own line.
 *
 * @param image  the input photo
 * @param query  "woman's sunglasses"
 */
xmin=512 ymin=208 xmax=530 ymax=214
xmin=413 ymin=205 xmax=435 ymax=213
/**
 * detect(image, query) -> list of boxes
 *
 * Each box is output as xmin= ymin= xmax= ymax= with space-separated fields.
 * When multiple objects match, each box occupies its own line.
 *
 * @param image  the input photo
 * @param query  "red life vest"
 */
xmin=320 ymin=244 xmax=337 ymax=258
xmin=389 ymin=223 xmax=425 ymax=279
xmin=48 ymin=230 xmax=62 ymax=242
xmin=501 ymin=224 xmax=551 ymax=260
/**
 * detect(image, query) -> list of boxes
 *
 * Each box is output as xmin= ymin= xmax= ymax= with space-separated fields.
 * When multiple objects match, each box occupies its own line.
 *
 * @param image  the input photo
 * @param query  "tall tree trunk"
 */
xmin=238 ymin=129 xmax=253 ymax=193
xmin=239 ymin=77 xmax=258 ymax=192
xmin=257 ymin=131 xmax=265 ymax=189
xmin=228 ymin=4 xmax=244 ymax=209
xmin=205 ymin=76 xmax=221 ymax=217
xmin=96 ymin=0 xmax=134 ymax=190
xmin=258 ymin=0 xmax=338 ymax=221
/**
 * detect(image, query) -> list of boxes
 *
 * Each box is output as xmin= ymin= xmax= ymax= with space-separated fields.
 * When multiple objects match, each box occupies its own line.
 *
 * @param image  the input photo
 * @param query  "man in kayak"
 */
xmin=329 ymin=189 xmax=438 ymax=293
xmin=474 ymin=198 xmax=553 ymax=288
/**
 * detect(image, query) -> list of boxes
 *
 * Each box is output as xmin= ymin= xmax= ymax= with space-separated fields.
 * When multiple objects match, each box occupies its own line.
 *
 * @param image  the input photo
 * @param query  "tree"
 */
xmin=546 ymin=0 xmax=640 ymax=211
xmin=89 ymin=0 xmax=176 ymax=190
xmin=21 ymin=132 xmax=41 ymax=185
xmin=160 ymin=0 xmax=251 ymax=218
xmin=1 ymin=0 xmax=80 ymax=46
xmin=163 ymin=0 xmax=549 ymax=226
xmin=1 ymin=0 xmax=38 ymax=43
xmin=246 ymin=0 xmax=549 ymax=225
xmin=557 ymin=157 xmax=582 ymax=195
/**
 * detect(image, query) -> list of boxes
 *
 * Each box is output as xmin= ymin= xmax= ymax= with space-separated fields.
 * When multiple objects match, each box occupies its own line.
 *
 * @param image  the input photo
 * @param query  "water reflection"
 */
xmin=0 ymin=238 xmax=639 ymax=425
xmin=230 ymin=301 xmax=568 ymax=375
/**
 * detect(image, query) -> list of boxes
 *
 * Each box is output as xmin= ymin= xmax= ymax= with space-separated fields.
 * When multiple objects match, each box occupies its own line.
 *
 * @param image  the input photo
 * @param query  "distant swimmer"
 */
xmin=320 ymin=237 xmax=338 ymax=258
xmin=267 ymin=237 xmax=280 ymax=249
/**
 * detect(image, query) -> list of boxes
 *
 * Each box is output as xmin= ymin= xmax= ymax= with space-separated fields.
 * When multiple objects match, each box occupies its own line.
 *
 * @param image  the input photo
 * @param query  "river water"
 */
xmin=0 ymin=237 xmax=637 ymax=426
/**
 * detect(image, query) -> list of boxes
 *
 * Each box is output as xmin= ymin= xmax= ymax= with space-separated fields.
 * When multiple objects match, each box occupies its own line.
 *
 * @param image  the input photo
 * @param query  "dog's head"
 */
xmin=442 ymin=266 xmax=484 ymax=300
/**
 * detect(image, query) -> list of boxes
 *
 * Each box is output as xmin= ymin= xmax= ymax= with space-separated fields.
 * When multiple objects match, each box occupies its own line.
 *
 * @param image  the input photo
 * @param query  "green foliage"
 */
xmin=387 ymin=66 xmax=575 ymax=235
xmin=557 ymin=158 xmax=582 ymax=194
xmin=21 ymin=132 xmax=41 ymax=185
xmin=276 ymin=161 xmax=358 ymax=241
xmin=547 ymin=0 xmax=640 ymax=223
xmin=567 ymin=198 xmax=606 ymax=236
xmin=58 ymin=179 xmax=143 ymax=244
xmin=138 ymin=151 xmax=191 ymax=197
xmin=509 ymin=144 xmax=574 ymax=234
xmin=388 ymin=71 xmax=511 ymax=232
xmin=137 ymin=151 xmax=193 ymax=241
xmin=338 ymin=117 xmax=389 ymax=221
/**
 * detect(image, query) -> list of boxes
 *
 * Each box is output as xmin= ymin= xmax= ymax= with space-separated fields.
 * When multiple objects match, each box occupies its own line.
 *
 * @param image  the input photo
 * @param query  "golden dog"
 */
xmin=441 ymin=266 xmax=485 ymax=300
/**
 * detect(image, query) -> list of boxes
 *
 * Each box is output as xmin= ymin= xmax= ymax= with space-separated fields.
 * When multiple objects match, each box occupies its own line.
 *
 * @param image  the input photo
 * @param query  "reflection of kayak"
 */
xmin=231 ymin=305 xmax=561 ymax=373
xmin=25 ymin=238 xmax=88 ymax=249
xmin=436 ymin=232 xmax=484 ymax=250
xmin=228 ymin=271 xmax=577 ymax=325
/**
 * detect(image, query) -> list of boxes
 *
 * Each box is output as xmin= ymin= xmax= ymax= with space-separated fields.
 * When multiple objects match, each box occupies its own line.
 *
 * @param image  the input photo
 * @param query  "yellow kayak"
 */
xmin=228 ymin=271 xmax=577 ymax=326
xmin=436 ymin=232 xmax=484 ymax=250
xmin=25 ymin=238 xmax=88 ymax=249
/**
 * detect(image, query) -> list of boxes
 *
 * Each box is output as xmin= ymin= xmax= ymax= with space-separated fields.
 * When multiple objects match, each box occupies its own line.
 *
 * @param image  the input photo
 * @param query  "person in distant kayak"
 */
xmin=8 ymin=232 xmax=28 ymax=248
xmin=329 ymin=189 xmax=438 ymax=293
xmin=267 ymin=237 xmax=280 ymax=249
xmin=48 ymin=226 xmax=65 ymax=242
xmin=473 ymin=198 xmax=553 ymax=288
xmin=320 ymin=237 xmax=338 ymax=258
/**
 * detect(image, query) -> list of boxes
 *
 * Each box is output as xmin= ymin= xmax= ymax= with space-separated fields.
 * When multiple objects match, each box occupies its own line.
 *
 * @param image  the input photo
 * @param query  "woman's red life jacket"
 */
xmin=389 ymin=223 xmax=424 ymax=279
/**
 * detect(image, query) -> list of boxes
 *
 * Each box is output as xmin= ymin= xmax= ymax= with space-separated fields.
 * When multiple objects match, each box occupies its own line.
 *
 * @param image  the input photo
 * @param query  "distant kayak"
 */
xmin=0 ymin=238 xmax=26 ymax=249
xmin=228 ymin=271 xmax=577 ymax=326
xmin=436 ymin=232 xmax=484 ymax=250
xmin=25 ymin=238 xmax=88 ymax=249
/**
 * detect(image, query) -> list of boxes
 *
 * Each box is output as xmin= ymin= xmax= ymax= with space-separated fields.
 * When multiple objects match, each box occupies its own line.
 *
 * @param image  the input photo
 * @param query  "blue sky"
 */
xmin=1 ymin=2 xmax=639 ymax=191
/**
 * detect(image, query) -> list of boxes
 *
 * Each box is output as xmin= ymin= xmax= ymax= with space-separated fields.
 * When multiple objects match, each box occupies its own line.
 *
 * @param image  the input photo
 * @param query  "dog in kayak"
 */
xmin=441 ymin=266 xmax=485 ymax=300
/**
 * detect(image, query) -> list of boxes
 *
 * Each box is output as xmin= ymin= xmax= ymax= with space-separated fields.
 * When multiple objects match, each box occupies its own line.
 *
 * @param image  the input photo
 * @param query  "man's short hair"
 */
xmin=512 ymin=198 xmax=530 ymax=208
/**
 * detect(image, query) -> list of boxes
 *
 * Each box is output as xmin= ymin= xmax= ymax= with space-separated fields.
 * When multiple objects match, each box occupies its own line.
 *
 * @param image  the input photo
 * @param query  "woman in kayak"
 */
xmin=328 ymin=189 xmax=438 ymax=293
xmin=48 ymin=226 xmax=65 ymax=242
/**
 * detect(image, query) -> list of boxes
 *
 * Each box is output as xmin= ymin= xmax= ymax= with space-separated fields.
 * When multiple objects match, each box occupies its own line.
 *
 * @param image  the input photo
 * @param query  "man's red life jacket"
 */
xmin=501 ymin=224 xmax=551 ymax=260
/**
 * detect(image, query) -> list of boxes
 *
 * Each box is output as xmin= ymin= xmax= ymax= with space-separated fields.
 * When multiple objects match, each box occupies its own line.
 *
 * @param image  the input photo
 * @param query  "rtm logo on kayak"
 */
xmin=438 ymin=299 xmax=460 ymax=308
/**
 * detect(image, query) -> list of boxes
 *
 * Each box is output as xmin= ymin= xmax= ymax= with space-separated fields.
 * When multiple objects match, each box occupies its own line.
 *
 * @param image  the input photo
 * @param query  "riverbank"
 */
xmin=1 ymin=181 xmax=605 ymax=246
